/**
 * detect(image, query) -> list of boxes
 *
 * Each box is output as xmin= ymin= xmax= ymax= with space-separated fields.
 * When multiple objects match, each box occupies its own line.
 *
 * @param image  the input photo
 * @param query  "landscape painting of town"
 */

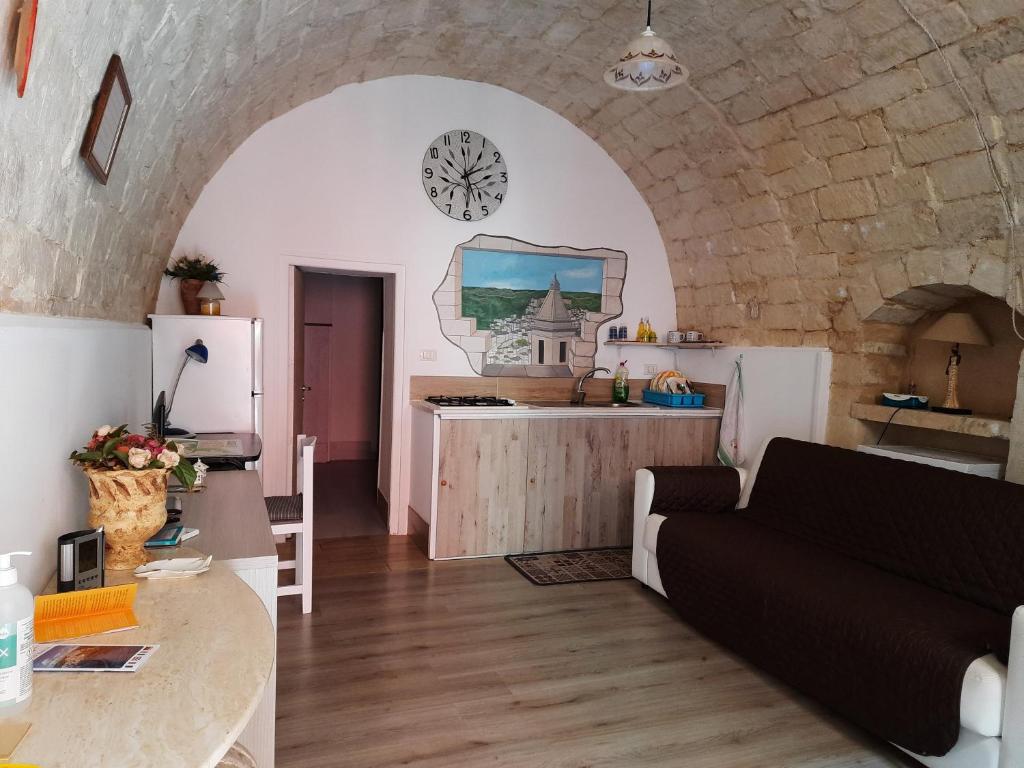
xmin=461 ymin=248 xmax=603 ymax=369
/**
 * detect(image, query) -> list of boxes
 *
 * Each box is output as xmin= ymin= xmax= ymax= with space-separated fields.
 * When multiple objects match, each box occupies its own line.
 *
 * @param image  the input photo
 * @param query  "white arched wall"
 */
xmin=157 ymin=75 xmax=674 ymax=517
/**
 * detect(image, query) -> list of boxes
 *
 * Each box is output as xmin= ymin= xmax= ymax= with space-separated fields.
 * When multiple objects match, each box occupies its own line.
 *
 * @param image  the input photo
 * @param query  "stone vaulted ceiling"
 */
xmin=1 ymin=0 xmax=1022 ymax=440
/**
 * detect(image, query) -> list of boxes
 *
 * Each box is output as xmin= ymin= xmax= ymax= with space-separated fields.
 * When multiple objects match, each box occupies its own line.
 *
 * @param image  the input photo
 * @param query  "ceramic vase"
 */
xmin=179 ymin=279 xmax=204 ymax=315
xmin=84 ymin=468 xmax=168 ymax=570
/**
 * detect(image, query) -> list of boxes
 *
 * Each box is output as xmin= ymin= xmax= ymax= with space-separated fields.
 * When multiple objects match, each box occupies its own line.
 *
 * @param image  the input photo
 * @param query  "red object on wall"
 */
xmin=14 ymin=0 xmax=38 ymax=98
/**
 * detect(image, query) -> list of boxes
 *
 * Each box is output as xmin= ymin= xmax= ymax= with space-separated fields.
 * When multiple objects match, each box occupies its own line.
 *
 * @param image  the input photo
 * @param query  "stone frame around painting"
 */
xmin=432 ymin=235 xmax=627 ymax=377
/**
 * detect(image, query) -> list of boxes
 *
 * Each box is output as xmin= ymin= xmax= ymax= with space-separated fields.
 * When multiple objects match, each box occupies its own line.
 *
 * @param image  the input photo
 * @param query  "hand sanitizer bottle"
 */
xmin=0 ymin=552 xmax=33 ymax=718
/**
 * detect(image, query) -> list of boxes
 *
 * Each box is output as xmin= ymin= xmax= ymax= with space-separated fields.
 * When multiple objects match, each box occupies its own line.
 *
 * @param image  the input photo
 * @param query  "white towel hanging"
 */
xmin=718 ymin=355 xmax=745 ymax=467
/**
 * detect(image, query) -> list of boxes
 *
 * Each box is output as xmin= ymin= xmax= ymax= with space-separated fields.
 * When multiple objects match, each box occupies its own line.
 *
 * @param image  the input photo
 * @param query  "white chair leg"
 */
xmin=301 ymin=528 xmax=313 ymax=614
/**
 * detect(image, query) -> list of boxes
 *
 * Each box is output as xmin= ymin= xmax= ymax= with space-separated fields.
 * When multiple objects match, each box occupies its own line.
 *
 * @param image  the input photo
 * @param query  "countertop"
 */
xmin=19 ymin=563 xmax=275 ymax=768
xmin=168 ymin=470 xmax=277 ymax=570
xmin=411 ymin=400 xmax=723 ymax=419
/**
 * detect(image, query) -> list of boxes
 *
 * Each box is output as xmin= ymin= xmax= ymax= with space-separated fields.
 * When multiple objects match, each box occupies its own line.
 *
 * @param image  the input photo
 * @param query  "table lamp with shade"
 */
xmin=157 ymin=338 xmax=209 ymax=437
xmin=197 ymin=282 xmax=224 ymax=316
xmin=920 ymin=312 xmax=990 ymax=415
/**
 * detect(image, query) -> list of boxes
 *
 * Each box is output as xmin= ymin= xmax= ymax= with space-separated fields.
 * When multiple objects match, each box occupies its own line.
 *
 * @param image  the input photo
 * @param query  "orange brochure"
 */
xmin=34 ymin=584 xmax=139 ymax=643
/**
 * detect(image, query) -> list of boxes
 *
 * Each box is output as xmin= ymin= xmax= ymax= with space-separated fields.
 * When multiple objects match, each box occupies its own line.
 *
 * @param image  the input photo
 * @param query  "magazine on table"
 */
xmin=33 ymin=644 xmax=158 ymax=672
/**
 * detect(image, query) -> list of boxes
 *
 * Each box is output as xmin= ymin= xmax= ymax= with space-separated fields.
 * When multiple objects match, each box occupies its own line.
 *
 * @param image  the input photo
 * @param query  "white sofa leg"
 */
xmin=632 ymin=468 xmax=655 ymax=585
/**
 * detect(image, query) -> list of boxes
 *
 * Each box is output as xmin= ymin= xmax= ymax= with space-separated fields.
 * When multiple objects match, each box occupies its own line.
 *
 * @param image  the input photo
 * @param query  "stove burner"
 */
xmin=426 ymin=395 xmax=515 ymax=407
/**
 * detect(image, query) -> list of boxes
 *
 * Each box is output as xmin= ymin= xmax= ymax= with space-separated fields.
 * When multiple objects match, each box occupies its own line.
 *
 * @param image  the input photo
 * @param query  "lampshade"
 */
xmin=921 ymin=312 xmax=991 ymax=347
xmin=197 ymin=282 xmax=224 ymax=300
xmin=604 ymin=1 xmax=688 ymax=92
xmin=185 ymin=339 xmax=209 ymax=364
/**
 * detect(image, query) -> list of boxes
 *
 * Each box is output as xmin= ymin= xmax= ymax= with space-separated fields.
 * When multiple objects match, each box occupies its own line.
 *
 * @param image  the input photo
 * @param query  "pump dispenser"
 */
xmin=0 ymin=552 xmax=33 ymax=717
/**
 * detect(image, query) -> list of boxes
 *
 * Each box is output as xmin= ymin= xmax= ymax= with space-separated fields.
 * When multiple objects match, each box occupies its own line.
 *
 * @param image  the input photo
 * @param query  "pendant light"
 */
xmin=604 ymin=0 xmax=688 ymax=92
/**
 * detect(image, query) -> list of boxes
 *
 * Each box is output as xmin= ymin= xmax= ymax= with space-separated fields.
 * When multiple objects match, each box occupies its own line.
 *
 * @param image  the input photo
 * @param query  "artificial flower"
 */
xmin=157 ymin=449 xmax=180 ymax=468
xmin=96 ymin=425 xmax=113 ymax=437
xmin=127 ymin=448 xmax=151 ymax=469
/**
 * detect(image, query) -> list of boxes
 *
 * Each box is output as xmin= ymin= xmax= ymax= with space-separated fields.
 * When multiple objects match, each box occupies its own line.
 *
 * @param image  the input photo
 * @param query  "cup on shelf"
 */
xmin=666 ymin=331 xmax=682 ymax=343
xmin=608 ymin=326 xmax=619 ymax=341
xmin=684 ymin=330 xmax=704 ymax=343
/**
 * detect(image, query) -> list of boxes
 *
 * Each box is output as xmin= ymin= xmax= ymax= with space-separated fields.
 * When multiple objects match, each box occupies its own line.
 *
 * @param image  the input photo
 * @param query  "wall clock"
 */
xmin=421 ymin=130 xmax=508 ymax=221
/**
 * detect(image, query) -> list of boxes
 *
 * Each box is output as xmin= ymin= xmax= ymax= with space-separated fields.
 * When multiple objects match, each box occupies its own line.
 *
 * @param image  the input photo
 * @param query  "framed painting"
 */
xmin=434 ymin=235 xmax=627 ymax=377
xmin=80 ymin=54 xmax=132 ymax=185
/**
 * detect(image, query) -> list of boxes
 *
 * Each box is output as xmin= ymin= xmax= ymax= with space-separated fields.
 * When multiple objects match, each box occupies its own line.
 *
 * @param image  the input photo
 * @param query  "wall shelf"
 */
xmin=603 ymin=341 xmax=725 ymax=350
xmin=850 ymin=402 xmax=1012 ymax=440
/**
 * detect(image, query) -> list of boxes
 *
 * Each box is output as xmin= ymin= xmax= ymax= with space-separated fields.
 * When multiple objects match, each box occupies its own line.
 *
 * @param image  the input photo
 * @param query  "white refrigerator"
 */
xmin=150 ymin=315 xmax=264 ymax=442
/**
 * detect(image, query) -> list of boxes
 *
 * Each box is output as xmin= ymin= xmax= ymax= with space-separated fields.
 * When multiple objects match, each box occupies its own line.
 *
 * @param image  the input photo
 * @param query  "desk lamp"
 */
xmin=920 ymin=312 xmax=990 ymax=415
xmin=163 ymin=339 xmax=209 ymax=436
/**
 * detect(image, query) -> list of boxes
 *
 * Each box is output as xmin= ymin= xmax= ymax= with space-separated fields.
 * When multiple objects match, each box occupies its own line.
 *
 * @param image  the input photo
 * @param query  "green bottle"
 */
xmin=613 ymin=361 xmax=630 ymax=403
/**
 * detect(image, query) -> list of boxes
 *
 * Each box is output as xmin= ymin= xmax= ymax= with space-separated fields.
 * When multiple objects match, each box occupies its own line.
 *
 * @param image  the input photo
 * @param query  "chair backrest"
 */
xmin=744 ymin=437 xmax=1024 ymax=615
xmin=295 ymin=434 xmax=317 ymax=498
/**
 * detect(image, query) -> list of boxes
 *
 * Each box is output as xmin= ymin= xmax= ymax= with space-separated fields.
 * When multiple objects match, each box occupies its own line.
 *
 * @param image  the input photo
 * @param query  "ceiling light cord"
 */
xmin=646 ymin=0 xmax=653 ymax=29
xmin=895 ymin=0 xmax=1024 ymax=340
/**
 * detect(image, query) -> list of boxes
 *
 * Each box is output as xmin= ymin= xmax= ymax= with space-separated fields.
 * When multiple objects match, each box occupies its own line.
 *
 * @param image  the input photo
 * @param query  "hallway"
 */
xmin=313 ymin=460 xmax=388 ymax=540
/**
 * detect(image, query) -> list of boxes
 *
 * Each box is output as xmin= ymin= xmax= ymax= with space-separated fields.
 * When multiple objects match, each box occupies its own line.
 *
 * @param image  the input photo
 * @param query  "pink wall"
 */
xmin=304 ymin=273 xmax=384 ymax=462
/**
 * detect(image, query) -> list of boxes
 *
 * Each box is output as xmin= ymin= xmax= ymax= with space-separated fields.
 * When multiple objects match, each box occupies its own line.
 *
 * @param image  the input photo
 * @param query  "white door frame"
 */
xmin=283 ymin=253 xmax=409 ymax=534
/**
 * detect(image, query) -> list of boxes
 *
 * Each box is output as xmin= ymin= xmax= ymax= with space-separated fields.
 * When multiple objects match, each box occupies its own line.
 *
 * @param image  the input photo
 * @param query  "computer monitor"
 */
xmin=152 ymin=390 xmax=166 ymax=439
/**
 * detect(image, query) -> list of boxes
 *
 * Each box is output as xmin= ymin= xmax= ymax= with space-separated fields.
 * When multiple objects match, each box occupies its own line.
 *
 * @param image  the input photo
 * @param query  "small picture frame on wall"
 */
xmin=80 ymin=54 xmax=132 ymax=185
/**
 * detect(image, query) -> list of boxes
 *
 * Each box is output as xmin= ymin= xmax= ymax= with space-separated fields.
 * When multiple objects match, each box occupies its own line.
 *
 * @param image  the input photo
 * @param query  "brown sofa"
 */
xmin=632 ymin=437 xmax=1024 ymax=767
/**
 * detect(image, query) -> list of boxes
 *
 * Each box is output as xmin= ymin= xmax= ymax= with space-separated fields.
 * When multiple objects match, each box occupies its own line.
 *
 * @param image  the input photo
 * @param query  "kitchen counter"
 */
xmin=410 ymin=399 xmax=721 ymax=558
xmin=411 ymin=399 xmax=723 ymax=419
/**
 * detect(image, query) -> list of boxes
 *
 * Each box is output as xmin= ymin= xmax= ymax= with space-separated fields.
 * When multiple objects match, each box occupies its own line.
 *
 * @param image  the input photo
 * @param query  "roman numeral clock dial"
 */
xmin=421 ymin=130 xmax=508 ymax=221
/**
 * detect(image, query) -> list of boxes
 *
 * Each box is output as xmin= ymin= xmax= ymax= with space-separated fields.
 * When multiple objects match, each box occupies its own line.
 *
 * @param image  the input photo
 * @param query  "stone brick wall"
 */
xmin=1 ymin=0 xmax=1022 ymax=445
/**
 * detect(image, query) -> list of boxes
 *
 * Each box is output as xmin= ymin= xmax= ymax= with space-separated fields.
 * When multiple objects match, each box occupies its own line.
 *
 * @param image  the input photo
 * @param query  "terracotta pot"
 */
xmin=84 ymin=468 xmax=169 ymax=570
xmin=179 ymin=279 xmax=205 ymax=315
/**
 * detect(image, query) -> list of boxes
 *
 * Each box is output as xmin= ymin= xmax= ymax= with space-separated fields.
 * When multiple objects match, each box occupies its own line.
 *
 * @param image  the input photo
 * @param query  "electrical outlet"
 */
xmin=643 ymin=363 xmax=658 ymax=375
xmin=419 ymin=349 xmax=437 ymax=361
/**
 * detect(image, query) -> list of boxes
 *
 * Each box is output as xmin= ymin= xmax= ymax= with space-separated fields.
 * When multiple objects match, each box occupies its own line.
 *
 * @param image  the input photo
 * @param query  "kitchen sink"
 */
xmin=524 ymin=400 xmax=644 ymax=408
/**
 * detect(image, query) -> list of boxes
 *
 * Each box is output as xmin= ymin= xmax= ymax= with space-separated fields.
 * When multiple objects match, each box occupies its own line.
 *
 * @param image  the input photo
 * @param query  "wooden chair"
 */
xmin=265 ymin=434 xmax=316 ymax=613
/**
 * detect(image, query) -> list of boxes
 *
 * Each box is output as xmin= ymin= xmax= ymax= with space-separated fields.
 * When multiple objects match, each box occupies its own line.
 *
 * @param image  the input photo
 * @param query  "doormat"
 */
xmin=504 ymin=547 xmax=632 ymax=586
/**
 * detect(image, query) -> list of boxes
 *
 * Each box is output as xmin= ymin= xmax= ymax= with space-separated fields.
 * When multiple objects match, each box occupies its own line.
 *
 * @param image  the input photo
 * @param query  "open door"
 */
xmin=292 ymin=267 xmax=305 ymax=493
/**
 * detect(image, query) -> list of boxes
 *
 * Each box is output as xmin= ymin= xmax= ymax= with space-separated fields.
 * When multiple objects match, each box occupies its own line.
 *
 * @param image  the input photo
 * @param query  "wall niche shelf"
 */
xmin=850 ymin=402 xmax=1011 ymax=441
xmin=603 ymin=341 xmax=725 ymax=350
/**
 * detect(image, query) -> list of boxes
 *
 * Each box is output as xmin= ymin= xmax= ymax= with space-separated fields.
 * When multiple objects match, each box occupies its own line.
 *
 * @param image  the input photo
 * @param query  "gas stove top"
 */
xmin=425 ymin=395 xmax=517 ymax=407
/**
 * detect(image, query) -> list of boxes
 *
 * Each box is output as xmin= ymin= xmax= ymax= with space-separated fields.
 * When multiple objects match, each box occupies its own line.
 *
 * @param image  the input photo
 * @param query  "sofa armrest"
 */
xmin=999 ymin=606 xmax=1024 ymax=768
xmin=646 ymin=465 xmax=743 ymax=518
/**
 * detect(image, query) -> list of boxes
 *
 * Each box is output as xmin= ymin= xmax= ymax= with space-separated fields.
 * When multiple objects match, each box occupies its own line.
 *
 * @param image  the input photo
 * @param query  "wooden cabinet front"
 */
xmin=524 ymin=417 xmax=718 ymax=552
xmin=434 ymin=419 xmax=529 ymax=558
xmin=431 ymin=415 xmax=719 ymax=558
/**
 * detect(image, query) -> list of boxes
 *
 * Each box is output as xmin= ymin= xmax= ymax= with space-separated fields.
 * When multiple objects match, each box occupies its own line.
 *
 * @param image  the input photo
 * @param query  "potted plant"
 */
xmin=164 ymin=254 xmax=225 ymax=315
xmin=70 ymin=426 xmax=197 ymax=570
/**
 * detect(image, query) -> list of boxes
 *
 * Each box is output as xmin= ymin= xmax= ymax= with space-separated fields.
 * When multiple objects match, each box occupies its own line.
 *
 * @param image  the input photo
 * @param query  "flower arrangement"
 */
xmin=164 ymin=254 xmax=225 ymax=283
xmin=69 ymin=425 xmax=197 ymax=488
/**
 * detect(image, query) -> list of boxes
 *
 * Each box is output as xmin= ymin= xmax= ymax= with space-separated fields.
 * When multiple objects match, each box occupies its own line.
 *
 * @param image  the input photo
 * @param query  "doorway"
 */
xmin=300 ymin=272 xmax=387 ymax=539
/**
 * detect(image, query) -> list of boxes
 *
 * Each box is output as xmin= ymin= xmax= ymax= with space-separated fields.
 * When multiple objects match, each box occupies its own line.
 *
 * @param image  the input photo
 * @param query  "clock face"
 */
xmin=422 ymin=130 xmax=508 ymax=221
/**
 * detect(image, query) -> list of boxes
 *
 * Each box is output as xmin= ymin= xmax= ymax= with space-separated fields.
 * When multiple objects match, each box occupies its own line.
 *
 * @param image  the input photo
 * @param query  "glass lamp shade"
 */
xmin=604 ymin=28 xmax=688 ymax=92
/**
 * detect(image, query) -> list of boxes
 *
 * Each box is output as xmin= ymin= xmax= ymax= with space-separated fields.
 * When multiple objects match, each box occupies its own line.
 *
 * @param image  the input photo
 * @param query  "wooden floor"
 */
xmin=276 ymin=536 xmax=916 ymax=768
xmin=313 ymin=460 xmax=388 ymax=540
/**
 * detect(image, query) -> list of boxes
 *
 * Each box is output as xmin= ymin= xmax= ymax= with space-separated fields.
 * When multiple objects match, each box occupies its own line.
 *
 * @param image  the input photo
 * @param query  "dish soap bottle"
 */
xmin=0 ymin=552 xmax=33 ymax=718
xmin=613 ymin=361 xmax=630 ymax=403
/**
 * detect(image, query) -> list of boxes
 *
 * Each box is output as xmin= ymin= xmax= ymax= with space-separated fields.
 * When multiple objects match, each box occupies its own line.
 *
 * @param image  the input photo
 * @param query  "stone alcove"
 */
xmin=857 ymin=252 xmax=1024 ymax=482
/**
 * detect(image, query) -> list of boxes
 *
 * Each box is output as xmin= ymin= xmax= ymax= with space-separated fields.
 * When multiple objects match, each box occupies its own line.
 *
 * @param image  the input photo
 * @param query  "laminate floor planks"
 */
xmin=276 ymin=536 xmax=916 ymax=768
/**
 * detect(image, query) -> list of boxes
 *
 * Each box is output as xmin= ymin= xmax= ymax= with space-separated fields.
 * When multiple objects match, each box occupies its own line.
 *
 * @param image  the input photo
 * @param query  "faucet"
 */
xmin=572 ymin=367 xmax=610 ymax=405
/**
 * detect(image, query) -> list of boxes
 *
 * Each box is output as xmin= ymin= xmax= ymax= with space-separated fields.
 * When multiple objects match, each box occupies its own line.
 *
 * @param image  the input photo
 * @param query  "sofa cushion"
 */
xmin=744 ymin=438 xmax=1024 ymax=616
xmin=655 ymin=509 xmax=1010 ymax=756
